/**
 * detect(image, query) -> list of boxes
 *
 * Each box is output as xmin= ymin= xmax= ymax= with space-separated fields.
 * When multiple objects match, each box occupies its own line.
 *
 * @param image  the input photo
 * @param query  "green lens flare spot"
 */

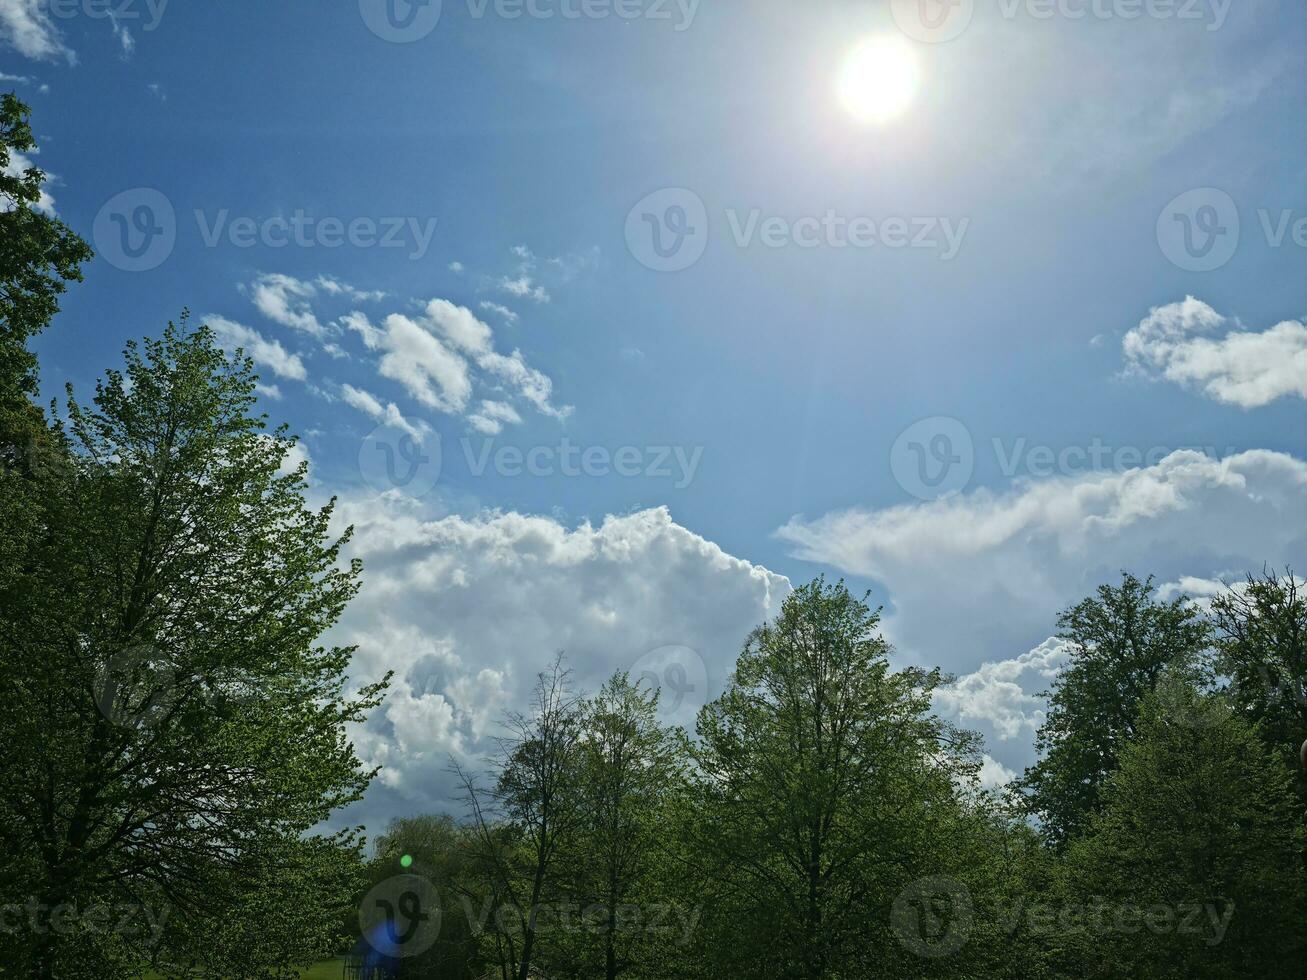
xmin=400 ymin=854 xmax=413 ymax=869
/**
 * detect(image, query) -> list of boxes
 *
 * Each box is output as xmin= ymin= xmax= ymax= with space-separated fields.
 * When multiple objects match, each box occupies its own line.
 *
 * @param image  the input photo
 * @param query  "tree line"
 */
xmin=2 ymin=94 xmax=1305 ymax=978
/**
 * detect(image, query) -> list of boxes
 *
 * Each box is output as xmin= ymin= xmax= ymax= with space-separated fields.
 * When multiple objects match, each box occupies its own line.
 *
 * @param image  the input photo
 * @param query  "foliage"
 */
xmin=0 ymin=322 xmax=387 ymax=977
xmin=1062 ymin=674 xmax=1307 ymax=978
xmin=1016 ymin=573 xmax=1212 ymax=847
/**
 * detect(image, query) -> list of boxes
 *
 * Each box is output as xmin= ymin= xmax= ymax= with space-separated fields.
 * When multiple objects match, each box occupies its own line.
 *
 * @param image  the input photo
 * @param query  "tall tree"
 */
xmin=567 ymin=672 xmax=689 ymax=980
xmin=1063 ymin=673 xmax=1307 ymax=978
xmin=0 ymin=321 xmax=387 ymax=977
xmin=0 ymin=93 xmax=92 ymax=430
xmin=689 ymin=579 xmax=986 ymax=979
xmin=1016 ymin=573 xmax=1211 ymax=847
xmin=459 ymin=657 xmax=585 ymax=980
xmin=1211 ymin=568 xmax=1307 ymax=797
xmin=0 ymin=93 xmax=92 ymax=602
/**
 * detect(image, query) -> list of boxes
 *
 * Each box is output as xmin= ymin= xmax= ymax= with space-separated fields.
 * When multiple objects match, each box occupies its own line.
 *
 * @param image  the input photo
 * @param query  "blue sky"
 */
xmin=5 ymin=0 xmax=1307 ymax=825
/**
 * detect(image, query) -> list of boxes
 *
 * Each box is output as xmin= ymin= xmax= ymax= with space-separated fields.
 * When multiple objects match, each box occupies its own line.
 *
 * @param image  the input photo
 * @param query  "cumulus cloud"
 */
xmin=0 ymin=0 xmax=74 ymax=63
xmin=341 ymin=302 xmax=569 ymax=425
xmin=777 ymin=449 xmax=1307 ymax=679
xmin=249 ymin=273 xmax=329 ymax=338
xmin=236 ymin=274 xmax=566 ymax=430
xmin=978 ymin=755 xmax=1017 ymax=790
xmin=369 ymin=311 xmax=474 ymax=415
xmin=935 ymin=637 xmax=1070 ymax=741
xmin=326 ymin=504 xmax=789 ymax=825
xmin=1123 ymin=297 xmax=1307 ymax=408
xmin=207 ymin=315 xmax=308 ymax=381
xmin=340 ymin=383 xmax=432 ymax=445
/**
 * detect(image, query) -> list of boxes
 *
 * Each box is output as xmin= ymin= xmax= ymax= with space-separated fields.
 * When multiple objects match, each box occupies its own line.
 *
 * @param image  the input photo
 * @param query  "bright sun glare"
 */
xmin=837 ymin=36 xmax=919 ymax=125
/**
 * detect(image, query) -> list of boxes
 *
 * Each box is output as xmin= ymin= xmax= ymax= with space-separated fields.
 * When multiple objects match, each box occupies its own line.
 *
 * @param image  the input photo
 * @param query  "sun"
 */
xmin=837 ymin=36 xmax=920 ymax=125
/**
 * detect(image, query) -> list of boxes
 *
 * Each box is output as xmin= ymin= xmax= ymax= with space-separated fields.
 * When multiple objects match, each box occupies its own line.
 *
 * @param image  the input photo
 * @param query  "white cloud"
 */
xmin=479 ymin=301 xmax=519 ymax=324
xmin=978 ymin=755 xmax=1017 ymax=790
xmin=1123 ymin=297 xmax=1307 ymax=408
xmin=255 ymin=383 xmax=283 ymax=400
xmin=935 ymin=637 xmax=1070 ymax=741
xmin=340 ymin=383 xmax=432 ymax=445
xmin=207 ymin=315 xmax=308 ymax=382
xmin=0 ymin=0 xmax=74 ymax=63
xmin=777 ymin=449 xmax=1307 ymax=681
xmin=2 ymin=149 xmax=56 ymax=217
xmin=237 ymin=273 xmax=568 ymax=429
xmin=374 ymin=312 xmax=474 ymax=415
xmin=467 ymin=400 xmax=522 ymax=435
xmin=328 ymin=504 xmax=789 ymax=823
xmin=499 ymin=275 xmax=550 ymax=303
xmin=424 ymin=299 xmax=571 ymax=421
xmin=249 ymin=273 xmax=329 ymax=338
xmin=340 ymin=301 xmax=568 ymax=427
xmin=109 ymin=14 xmax=134 ymax=58
xmin=314 ymin=275 xmax=385 ymax=303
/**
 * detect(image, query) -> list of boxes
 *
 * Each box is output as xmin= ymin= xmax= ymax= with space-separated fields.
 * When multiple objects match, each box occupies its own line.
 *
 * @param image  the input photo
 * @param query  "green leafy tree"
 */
xmin=0 ymin=93 xmax=92 ymax=427
xmin=459 ymin=657 xmax=586 ymax=980
xmin=0 ymin=320 xmax=387 ymax=978
xmin=0 ymin=93 xmax=91 ymax=603
xmin=554 ymin=672 xmax=691 ymax=980
xmin=688 ymin=578 xmax=990 ymax=979
xmin=361 ymin=815 xmax=486 ymax=980
xmin=1016 ymin=573 xmax=1212 ymax=847
xmin=1063 ymin=673 xmax=1307 ymax=978
xmin=1211 ymin=569 xmax=1307 ymax=798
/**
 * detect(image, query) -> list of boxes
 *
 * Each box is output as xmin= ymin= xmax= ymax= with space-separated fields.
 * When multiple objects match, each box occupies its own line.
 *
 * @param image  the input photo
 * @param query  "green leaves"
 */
xmin=1016 ymin=573 xmax=1213 ymax=847
xmin=0 ymin=319 xmax=386 ymax=976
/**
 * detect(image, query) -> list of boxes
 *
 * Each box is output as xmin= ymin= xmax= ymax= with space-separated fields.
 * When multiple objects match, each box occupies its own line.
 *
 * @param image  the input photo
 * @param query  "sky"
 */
xmin=4 ymin=0 xmax=1307 ymax=830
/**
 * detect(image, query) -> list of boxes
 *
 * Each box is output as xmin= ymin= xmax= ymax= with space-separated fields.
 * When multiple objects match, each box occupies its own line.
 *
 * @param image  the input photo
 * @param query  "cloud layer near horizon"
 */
xmin=325 ymin=502 xmax=789 ymax=827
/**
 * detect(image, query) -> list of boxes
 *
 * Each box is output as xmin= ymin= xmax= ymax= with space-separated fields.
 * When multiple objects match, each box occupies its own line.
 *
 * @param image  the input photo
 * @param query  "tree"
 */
xmin=361 ymin=815 xmax=486 ymax=980
xmin=458 ymin=657 xmax=585 ymax=980
xmin=0 ymin=93 xmax=92 ymax=604
xmin=1016 ymin=573 xmax=1211 ymax=847
xmin=0 ymin=320 xmax=387 ymax=977
xmin=1211 ymin=569 xmax=1307 ymax=796
xmin=565 ymin=672 xmax=690 ymax=980
xmin=688 ymin=579 xmax=988 ymax=979
xmin=1063 ymin=673 xmax=1307 ymax=978
xmin=0 ymin=93 xmax=92 ymax=431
